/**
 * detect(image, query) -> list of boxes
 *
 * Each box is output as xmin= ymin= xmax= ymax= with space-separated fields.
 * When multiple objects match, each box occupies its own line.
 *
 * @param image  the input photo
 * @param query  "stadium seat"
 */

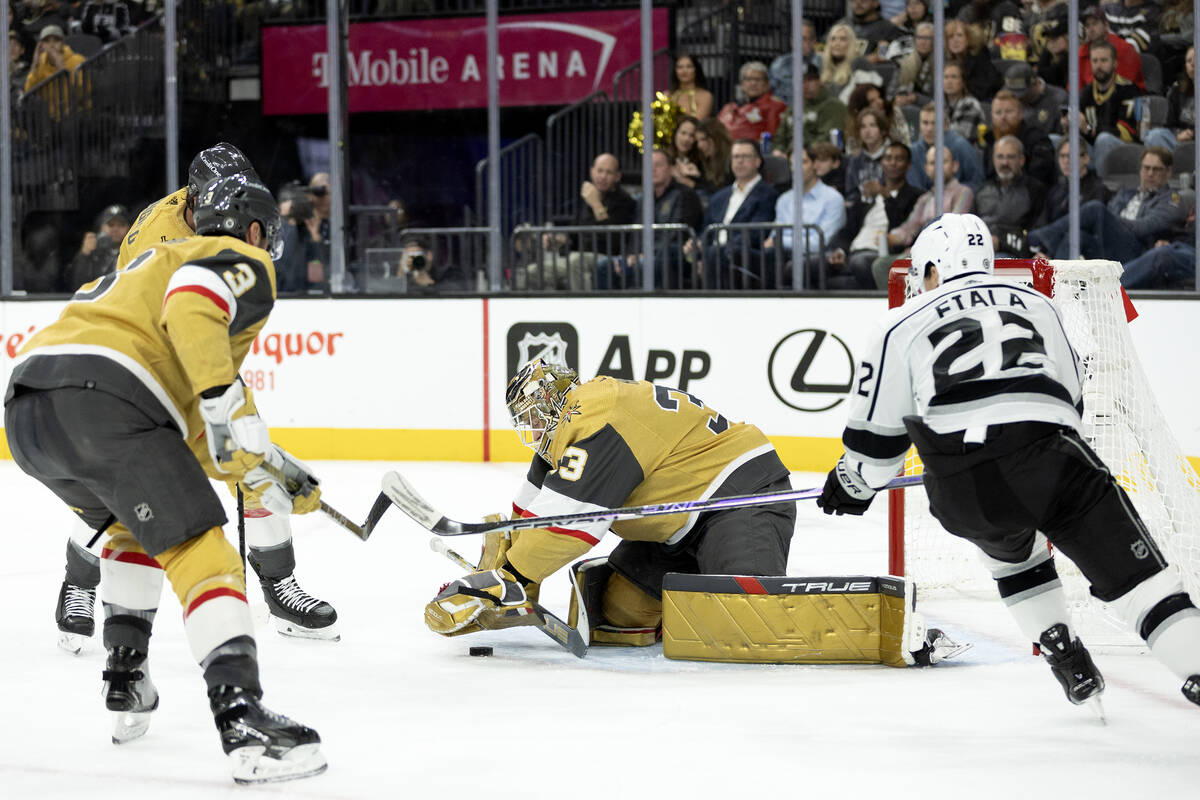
xmin=901 ymin=104 xmax=919 ymax=140
xmin=1100 ymin=143 xmax=1145 ymax=187
xmin=762 ymin=154 xmax=792 ymax=191
xmin=1144 ymin=95 xmax=1169 ymax=128
xmin=1141 ymin=53 xmax=1163 ymax=97
xmin=1174 ymin=146 xmax=1196 ymax=188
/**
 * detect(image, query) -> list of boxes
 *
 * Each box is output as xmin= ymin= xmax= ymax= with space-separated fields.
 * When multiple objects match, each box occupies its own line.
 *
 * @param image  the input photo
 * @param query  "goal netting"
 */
xmin=886 ymin=258 xmax=1200 ymax=646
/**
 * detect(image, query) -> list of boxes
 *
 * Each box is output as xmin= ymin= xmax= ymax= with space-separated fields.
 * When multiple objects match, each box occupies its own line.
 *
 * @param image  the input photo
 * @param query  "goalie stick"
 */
xmin=428 ymin=538 xmax=588 ymax=658
xmin=383 ymin=471 xmax=925 ymax=537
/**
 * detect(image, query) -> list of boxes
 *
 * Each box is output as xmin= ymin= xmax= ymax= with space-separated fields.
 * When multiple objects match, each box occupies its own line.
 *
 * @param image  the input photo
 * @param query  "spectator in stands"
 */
xmin=893 ymin=22 xmax=935 ymax=107
xmin=22 ymin=24 xmax=84 ymax=113
xmin=9 ymin=29 xmax=30 ymax=93
xmin=717 ymin=61 xmax=787 ymax=142
xmin=975 ymin=136 xmax=1046 ymax=256
xmin=276 ymin=182 xmax=322 ymax=294
xmin=963 ymin=0 xmax=1029 ymax=61
xmin=296 ymin=171 xmax=332 ymax=290
xmin=685 ymin=139 xmax=777 ymax=289
xmin=844 ymin=84 xmax=909 ymax=153
xmin=669 ymin=53 xmax=713 ymax=121
xmin=945 ymin=18 xmax=1001 ymax=101
xmin=669 ymin=115 xmax=710 ymax=197
xmin=597 ymin=149 xmax=702 ymax=290
xmin=19 ymin=0 xmax=71 ymax=41
xmin=764 ymin=145 xmax=847 ymax=288
xmin=1079 ymin=5 xmax=1144 ymax=89
xmin=64 ymin=203 xmax=130 ymax=290
xmin=1030 ymin=146 xmax=1184 ymax=263
xmin=772 ymin=63 xmax=848 ymax=158
xmin=890 ymin=0 xmax=930 ymax=32
xmin=78 ymin=0 xmax=134 ymax=44
xmin=843 ymin=108 xmax=891 ymax=199
xmin=1102 ymin=0 xmax=1159 ymax=54
xmin=908 ymin=102 xmax=985 ymax=191
xmin=17 ymin=218 xmax=61 ymax=293
xmin=1026 ymin=0 xmax=1068 ymax=63
xmin=872 ymin=144 xmax=975 ymax=287
xmin=943 ymin=61 xmax=986 ymax=143
xmin=1079 ymin=40 xmax=1142 ymax=176
xmin=827 ymin=142 xmax=920 ymax=289
xmin=844 ymin=0 xmax=904 ymax=63
xmin=821 ymin=23 xmax=860 ymax=98
xmin=982 ymin=90 xmax=1057 ymax=187
xmin=811 ymin=141 xmax=846 ymax=191
xmin=1036 ymin=138 xmax=1112 ymax=228
xmin=1036 ymin=8 xmax=1071 ymax=88
xmin=1145 ymin=46 xmax=1195 ymax=153
xmin=1159 ymin=0 xmax=1195 ymax=79
xmin=1005 ymin=62 xmax=1067 ymax=135
xmin=695 ymin=117 xmax=733 ymax=194
xmin=768 ymin=19 xmax=821 ymax=106
xmin=1120 ymin=204 xmax=1196 ymax=289
xmin=524 ymin=153 xmax=635 ymax=290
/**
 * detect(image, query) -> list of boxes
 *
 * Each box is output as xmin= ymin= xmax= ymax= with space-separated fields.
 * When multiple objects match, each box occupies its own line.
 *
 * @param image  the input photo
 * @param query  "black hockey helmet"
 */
xmin=187 ymin=142 xmax=257 ymax=201
xmin=193 ymin=173 xmax=284 ymax=260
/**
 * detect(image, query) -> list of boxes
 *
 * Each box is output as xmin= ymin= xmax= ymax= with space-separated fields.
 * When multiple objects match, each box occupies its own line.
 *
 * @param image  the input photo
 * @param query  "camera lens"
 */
xmin=411 ymin=254 xmax=426 ymax=270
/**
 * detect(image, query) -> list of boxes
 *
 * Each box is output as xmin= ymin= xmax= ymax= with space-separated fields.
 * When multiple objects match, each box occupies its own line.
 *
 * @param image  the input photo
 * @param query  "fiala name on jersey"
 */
xmin=933 ymin=287 xmax=1028 ymax=319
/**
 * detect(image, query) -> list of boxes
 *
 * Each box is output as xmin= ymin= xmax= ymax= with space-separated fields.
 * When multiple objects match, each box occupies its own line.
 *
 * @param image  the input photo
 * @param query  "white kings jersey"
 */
xmin=842 ymin=272 xmax=1084 ymax=489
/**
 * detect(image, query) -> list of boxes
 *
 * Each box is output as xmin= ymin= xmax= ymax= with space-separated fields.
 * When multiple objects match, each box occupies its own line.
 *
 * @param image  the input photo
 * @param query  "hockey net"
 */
xmin=886 ymin=258 xmax=1200 ymax=645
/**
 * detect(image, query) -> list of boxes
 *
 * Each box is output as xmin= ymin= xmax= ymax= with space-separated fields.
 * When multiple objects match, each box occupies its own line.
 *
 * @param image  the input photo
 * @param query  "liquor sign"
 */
xmin=261 ymin=9 xmax=669 ymax=115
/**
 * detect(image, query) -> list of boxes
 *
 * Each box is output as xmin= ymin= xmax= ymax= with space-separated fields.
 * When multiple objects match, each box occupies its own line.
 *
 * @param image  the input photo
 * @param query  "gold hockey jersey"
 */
xmin=9 ymin=235 xmax=276 ymax=479
xmin=506 ymin=376 xmax=788 ymax=582
xmin=118 ymin=187 xmax=193 ymax=269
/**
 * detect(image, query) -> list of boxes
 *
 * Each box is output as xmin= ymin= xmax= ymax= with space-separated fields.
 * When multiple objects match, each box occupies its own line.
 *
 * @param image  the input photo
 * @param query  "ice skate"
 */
xmin=209 ymin=685 xmax=327 ymax=784
xmin=1039 ymin=623 xmax=1106 ymax=721
xmin=257 ymin=573 xmax=339 ymax=641
xmin=1182 ymin=676 xmax=1200 ymax=708
xmin=56 ymin=581 xmax=96 ymax=655
xmin=102 ymin=646 xmax=159 ymax=744
xmin=912 ymin=628 xmax=972 ymax=666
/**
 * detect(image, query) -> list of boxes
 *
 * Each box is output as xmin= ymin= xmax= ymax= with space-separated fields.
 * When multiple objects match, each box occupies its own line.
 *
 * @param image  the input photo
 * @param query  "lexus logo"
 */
xmin=768 ymin=329 xmax=854 ymax=412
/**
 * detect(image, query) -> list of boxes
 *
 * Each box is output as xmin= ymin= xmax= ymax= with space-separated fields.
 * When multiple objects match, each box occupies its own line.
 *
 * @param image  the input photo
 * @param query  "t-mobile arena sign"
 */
xmin=261 ymin=9 xmax=669 ymax=115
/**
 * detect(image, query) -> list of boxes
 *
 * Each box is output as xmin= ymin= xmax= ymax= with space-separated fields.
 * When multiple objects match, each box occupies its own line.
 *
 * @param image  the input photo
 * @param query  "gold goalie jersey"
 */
xmin=505 ymin=376 xmax=788 ymax=583
xmin=8 ymin=235 xmax=276 ymax=479
xmin=118 ymin=187 xmax=192 ymax=269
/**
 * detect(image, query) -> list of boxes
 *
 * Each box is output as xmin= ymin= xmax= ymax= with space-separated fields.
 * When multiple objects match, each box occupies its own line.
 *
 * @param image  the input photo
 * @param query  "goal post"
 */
xmin=883 ymin=257 xmax=1200 ymax=642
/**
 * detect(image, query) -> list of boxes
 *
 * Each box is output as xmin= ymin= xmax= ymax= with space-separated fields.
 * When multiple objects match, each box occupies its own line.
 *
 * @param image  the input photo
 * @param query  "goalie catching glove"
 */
xmin=239 ymin=444 xmax=323 ymax=516
xmin=199 ymin=379 xmax=269 ymax=477
xmin=817 ymin=457 xmax=878 ymax=516
xmin=425 ymin=568 xmax=536 ymax=636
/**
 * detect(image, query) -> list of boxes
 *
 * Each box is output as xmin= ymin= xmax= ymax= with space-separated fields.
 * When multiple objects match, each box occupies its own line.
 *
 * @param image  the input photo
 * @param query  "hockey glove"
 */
xmin=816 ymin=457 xmax=877 ymax=516
xmin=198 ymin=379 xmax=269 ymax=477
xmin=241 ymin=444 xmax=323 ymax=516
xmin=477 ymin=525 xmax=540 ymax=603
xmin=424 ymin=568 xmax=535 ymax=637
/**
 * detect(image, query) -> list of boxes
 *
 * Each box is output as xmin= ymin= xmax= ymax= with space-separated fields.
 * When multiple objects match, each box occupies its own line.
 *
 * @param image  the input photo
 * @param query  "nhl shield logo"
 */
xmin=1131 ymin=540 xmax=1150 ymax=560
xmin=134 ymin=503 xmax=154 ymax=522
xmin=506 ymin=323 xmax=579 ymax=377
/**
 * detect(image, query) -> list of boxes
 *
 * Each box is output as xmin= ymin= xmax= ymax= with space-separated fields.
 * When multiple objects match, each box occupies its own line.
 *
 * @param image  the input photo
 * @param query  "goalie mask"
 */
xmin=907 ymin=212 xmax=993 ymax=299
xmin=506 ymin=358 xmax=580 ymax=461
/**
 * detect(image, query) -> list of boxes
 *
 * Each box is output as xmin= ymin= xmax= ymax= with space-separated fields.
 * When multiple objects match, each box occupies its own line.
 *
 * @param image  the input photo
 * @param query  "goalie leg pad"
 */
xmin=566 ymin=559 xmax=661 ymax=646
xmin=662 ymin=574 xmax=932 ymax=667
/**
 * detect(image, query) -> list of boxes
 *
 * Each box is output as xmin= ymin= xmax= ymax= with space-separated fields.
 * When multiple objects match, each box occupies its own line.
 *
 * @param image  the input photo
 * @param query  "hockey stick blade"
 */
xmin=384 ymin=470 xmax=924 ymax=537
xmin=429 ymin=538 xmax=588 ymax=658
xmin=258 ymin=462 xmax=367 ymax=541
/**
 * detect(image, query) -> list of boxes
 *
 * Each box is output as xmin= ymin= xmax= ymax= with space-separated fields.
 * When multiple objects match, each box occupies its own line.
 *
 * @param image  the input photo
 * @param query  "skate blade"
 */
xmin=111 ymin=710 xmax=153 ymax=744
xmin=1085 ymin=695 xmax=1107 ymax=725
xmin=272 ymin=615 xmax=340 ymax=642
xmin=57 ymin=631 xmax=88 ymax=655
xmin=230 ymin=743 xmax=328 ymax=785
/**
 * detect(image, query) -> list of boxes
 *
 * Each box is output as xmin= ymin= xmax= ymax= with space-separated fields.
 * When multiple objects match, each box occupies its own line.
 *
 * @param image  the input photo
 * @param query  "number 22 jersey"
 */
xmin=842 ymin=272 xmax=1084 ymax=489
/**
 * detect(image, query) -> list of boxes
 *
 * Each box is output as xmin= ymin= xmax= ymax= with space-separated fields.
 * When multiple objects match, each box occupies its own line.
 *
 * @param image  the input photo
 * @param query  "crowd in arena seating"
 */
xmin=620 ymin=0 xmax=1197 ymax=291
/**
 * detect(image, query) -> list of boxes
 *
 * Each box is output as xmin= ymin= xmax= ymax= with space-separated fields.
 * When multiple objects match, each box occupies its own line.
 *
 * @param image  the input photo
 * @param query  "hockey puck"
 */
xmin=469 ymin=646 xmax=494 ymax=657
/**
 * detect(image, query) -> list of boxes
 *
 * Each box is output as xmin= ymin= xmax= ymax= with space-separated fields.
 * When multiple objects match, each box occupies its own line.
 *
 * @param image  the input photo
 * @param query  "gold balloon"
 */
xmin=628 ymin=92 xmax=684 ymax=153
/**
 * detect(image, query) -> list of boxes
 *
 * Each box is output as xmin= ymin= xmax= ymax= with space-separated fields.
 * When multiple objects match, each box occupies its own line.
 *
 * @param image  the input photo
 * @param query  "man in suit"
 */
xmin=686 ymin=139 xmax=778 ymax=289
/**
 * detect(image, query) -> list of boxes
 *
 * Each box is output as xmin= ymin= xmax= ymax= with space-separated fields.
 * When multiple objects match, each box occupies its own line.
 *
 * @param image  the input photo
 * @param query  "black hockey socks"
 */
xmin=201 ymin=635 xmax=262 ymax=698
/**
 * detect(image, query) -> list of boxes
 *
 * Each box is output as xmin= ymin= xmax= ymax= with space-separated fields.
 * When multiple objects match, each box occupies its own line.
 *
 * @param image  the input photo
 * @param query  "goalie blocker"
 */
xmin=568 ymin=558 xmax=964 ymax=667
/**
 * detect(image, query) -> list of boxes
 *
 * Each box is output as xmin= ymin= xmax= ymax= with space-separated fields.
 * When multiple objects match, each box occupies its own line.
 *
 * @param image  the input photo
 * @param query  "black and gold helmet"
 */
xmin=506 ymin=358 xmax=580 ymax=461
xmin=193 ymin=173 xmax=284 ymax=260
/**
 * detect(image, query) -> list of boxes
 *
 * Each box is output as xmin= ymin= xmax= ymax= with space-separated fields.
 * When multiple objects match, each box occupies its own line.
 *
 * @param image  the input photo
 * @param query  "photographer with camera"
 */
xmin=64 ymin=204 xmax=129 ymax=291
xmin=276 ymin=178 xmax=330 ymax=294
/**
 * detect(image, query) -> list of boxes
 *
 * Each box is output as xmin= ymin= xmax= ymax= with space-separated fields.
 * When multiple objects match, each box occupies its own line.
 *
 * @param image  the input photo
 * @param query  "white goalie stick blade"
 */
xmin=383 ymin=471 xmax=924 ymax=537
xmin=428 ymin=538 xmax=588 ymax=658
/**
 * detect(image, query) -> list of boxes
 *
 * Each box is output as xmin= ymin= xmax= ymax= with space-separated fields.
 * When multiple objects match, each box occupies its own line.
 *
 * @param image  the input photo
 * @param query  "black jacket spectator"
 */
xmin=829 ymin=182 xmax=921 ymax=255
xmin=981 ymin=121 xmax=1057 ymax=188
xmin=1037 ymin=171 xmax=1111 ymax=228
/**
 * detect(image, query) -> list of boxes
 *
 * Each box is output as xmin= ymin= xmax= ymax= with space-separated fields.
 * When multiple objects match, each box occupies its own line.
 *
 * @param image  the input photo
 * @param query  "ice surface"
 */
xmin=1 ymin=462 xmax=1197 ymax=798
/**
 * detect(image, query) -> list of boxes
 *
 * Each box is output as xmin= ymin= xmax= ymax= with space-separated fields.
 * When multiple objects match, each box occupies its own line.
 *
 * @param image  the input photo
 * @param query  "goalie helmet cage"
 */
xmin=885 ymin=257 xmax=1200 ymax=648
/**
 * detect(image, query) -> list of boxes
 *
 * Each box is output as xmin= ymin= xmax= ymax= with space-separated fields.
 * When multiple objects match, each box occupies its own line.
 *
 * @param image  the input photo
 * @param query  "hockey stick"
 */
xmin=256 ymin=462 xmax=382 ymax=542
xmin=382 ymin=471 xmax=925 ymax=537
xmin=428 ymin=538 xmax=588 ymax=658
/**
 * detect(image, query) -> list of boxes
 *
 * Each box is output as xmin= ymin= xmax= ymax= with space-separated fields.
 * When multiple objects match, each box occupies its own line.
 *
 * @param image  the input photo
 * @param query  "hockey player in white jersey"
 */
xmin=817 ymin=213 xmax=1200 ymax=713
